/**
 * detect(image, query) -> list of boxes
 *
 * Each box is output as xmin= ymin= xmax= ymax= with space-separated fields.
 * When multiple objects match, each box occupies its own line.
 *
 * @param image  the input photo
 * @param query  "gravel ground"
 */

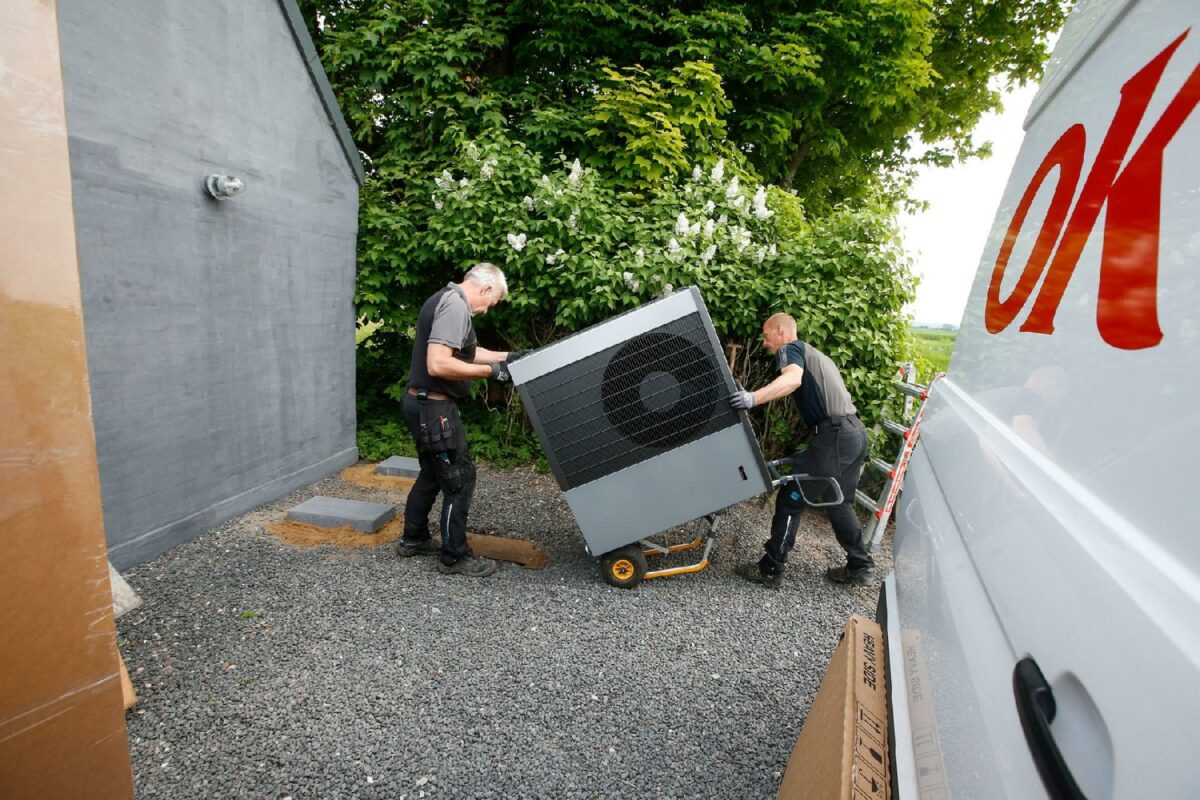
xmin=118 ymin=464 xmax=893 ymax=799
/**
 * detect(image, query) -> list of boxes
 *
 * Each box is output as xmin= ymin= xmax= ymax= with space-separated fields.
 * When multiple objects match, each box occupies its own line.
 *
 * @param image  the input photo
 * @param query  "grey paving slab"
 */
xmin=286 ymin=496 xmax=395 ymax=532
xmin=375 ymin=455 xmax=421 ymax=477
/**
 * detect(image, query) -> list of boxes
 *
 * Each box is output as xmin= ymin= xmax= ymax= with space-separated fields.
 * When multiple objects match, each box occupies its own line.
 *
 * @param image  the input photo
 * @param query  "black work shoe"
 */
xmin=437 ymin=555 xmax=498 ymax=578
xmin=395 ymin=537 xmax=440 ymax=558
xmin=735 ymin=562 xmax=782 ymax=589
xmin=825 ymin=565 xmax=872 ymax=585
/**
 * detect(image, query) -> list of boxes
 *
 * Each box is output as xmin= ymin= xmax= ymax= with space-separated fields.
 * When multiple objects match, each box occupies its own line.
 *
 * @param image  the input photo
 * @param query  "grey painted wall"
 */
xmin=57 ymin=0 xmax=362 ymax=568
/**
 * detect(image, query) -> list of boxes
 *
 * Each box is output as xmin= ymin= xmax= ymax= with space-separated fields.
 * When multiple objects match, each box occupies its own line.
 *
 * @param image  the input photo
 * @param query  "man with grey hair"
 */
xmin=395 ymin=263 xmax=520 ymax=577
xmin=730 ymin=312 xmax=874 ymax=587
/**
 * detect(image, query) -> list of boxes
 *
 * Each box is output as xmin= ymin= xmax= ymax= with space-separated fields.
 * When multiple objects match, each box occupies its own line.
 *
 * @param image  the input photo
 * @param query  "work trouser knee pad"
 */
xmin=775 ymin=484 xmax=809 ymax=515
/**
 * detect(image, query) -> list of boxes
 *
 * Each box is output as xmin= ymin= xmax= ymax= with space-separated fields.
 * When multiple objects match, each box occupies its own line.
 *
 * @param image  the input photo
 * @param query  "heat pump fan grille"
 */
xmin=523 ymin=312 xmax=737 ymax=489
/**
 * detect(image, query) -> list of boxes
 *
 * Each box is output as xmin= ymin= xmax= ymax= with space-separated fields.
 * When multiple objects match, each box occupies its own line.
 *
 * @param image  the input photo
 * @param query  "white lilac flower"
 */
xmin=768 ymin=243 xmax=777 ymax=257
xmin=700 ymin=245 xmax=717 ymax=263
xmin=523 ymin=195 xmax=536 ymax=211
xmin=662 ymin=283 xmax=674 ymax=296
xmin=692 ymin=164 xmax=703 ymax=182
xmin=668 ymin=238 xmax=682 ymax=253
xmin=622 ymin=271 xmax=640 ymax=292
xmin=733 ymin=195 xmax=745 ymax=208
xmin=689 ymin=221 xmax=700 ymax=237
xmin=756 ymin=247 xmax=767 ymax=263
xmin=541 ymin=174 xmax=551 ymax=184
xmin=546 ymin=252 xmax=557 ymax=265
xmin=459 ymin=177 xmax=469 ymax=188
xmin=710 ymin=159 xmax=725 ymax=184
xmin=480 ymin=160 xmax=494 ymax=180
xmin=730 ymin=226 xmax=752 ymax=251
xmin=718 ymin=214 xmax=728 ymax=225
xmin=704 ymin=200 xmax=715 ymax=214
xmin=752 ymin=186 xmax=774 ymax=220
xmin=634 ymin=248 xmax=645 ymax=264
xmin=725 ymin=175 xmax=741 ymax=199
xmin=567 ymin=213 xmax=578 ymax=229
xmin=684 ymin=186 xmax=693 ymax=195
xmin=568 ymin=159 xmax=583 ymax=186
xmin=506 ymin=232 xmax=527 ymax=251
xmin=675 ymin=213 xmax=690 ymax=236
xmin=703 ymin=219 xmax=715 ymax=238
xmin=434 ymin=199 xmax=444 ymax=211
xmin=435 ymin=170 xmax=455 ymax=190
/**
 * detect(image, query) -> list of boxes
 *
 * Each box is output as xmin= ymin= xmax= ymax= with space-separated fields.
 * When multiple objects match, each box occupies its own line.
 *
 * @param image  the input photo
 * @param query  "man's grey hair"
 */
xmin=464 ymin=262 xmax=509 ymax=300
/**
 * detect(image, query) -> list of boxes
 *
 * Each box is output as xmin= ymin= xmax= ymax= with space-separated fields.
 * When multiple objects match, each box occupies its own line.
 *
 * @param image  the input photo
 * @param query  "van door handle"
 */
xmin=1013 ymin=657 xmax=1087 ymax=800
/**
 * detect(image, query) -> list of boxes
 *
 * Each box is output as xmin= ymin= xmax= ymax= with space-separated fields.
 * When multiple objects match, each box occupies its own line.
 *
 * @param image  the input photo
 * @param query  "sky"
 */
xmin=898 ymin=82 xmax=1041 ymax=327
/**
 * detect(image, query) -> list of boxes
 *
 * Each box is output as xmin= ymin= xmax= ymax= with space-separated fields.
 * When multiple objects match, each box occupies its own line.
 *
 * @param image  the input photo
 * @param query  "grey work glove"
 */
xmin=507 ymin=348 xmax=532 ymax=362
xmin=489 ymin=361 xmax=512 ymax=382
xmin=730 ymin=389 xmax=756 ymax=410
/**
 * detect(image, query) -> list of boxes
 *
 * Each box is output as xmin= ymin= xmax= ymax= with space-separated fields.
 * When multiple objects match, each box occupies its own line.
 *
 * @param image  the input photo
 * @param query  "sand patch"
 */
xmin=264 ymin=517 xmax=549 ymax=569
xmin=340 ymin=463 xmax=417 ymax=492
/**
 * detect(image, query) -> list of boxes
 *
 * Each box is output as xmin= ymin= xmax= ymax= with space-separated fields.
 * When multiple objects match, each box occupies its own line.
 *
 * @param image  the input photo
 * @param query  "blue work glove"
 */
xmin=489 ymin=362 xmax=512 ymax=382
xmin=730 ymin=389 xmax=756 ymax=410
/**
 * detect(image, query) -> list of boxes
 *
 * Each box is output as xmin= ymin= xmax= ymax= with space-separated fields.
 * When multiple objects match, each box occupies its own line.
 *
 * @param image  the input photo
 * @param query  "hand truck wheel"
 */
xmin=599 ymin=545 xmax=648 ymax=589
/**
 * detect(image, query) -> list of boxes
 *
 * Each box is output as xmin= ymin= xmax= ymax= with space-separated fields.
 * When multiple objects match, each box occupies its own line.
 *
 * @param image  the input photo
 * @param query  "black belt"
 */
xmin=813 ymin=414 xmax=856 ymax=433
xmin=406 ymin=387 xmax=453 ymax=401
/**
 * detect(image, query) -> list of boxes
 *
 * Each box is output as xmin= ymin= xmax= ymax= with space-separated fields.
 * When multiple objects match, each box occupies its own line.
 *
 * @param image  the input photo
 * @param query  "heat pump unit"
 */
xmin=510 ymin=287 xmax=771 ymax=556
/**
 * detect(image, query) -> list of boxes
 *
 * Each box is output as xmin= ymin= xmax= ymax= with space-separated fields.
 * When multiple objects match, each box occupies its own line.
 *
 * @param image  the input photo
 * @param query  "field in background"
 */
xmin=911 ymin=326 xmax=956 ymax=378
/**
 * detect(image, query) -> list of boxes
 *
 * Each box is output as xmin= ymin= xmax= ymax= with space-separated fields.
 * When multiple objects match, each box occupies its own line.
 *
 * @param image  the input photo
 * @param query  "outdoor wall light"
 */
xmin=205 ymin=174 xmax=244 ymax=200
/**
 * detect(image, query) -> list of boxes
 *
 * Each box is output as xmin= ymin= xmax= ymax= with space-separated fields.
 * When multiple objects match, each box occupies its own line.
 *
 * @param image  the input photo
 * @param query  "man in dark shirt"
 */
xmin=394 ymin=263 xmax=516 ymax=578
xmin=730 ymin=312 xmax=874 ymax=587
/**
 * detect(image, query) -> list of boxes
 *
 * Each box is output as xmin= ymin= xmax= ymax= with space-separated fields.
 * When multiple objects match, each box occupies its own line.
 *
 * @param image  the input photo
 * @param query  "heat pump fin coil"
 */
xmin=521 ymin=312 xmax=737 ymax=489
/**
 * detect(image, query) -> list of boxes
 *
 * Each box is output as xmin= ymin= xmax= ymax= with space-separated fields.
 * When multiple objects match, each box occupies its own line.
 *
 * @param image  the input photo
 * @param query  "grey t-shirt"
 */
xmin=776 ymin=340 xmax=856 ymax=426
xmin=428 ymin=283 xmax=474 ymax=350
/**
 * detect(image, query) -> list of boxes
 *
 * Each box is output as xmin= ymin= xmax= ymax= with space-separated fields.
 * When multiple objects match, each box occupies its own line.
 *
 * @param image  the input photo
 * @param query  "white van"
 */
xmin=882 ymin=0 xmax=1200 ymax=797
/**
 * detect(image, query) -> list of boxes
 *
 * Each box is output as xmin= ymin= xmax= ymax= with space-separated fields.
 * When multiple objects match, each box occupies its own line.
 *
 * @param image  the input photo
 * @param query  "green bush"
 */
xmin=357 ymin=134 xmax=916 ymax=463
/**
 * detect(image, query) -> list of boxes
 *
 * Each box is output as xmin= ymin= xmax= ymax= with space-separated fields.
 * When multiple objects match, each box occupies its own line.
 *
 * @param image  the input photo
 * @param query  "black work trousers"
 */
xmin=401 ymin=393 xmax=477 ymax=565
xmin=759 ymin=414 xmax=874 ymax=575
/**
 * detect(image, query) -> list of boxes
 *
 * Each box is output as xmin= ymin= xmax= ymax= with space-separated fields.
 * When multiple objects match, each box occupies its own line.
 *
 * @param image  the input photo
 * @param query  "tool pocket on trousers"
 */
xmin=803 ymin=437 xmax=839 ymax=478
xmin=431 ymin=452 xmax=465 ymax=494
xmin=417 ymin=399 xmax=456 ymax=453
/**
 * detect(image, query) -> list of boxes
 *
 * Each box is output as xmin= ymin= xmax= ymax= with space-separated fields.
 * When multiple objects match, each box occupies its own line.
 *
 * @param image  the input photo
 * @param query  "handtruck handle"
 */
xmin=768 ymin=465 xmax=845 ymax=508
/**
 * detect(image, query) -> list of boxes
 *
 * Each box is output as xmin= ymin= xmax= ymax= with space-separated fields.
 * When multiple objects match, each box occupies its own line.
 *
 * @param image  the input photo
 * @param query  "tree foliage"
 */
xmin=297 ymin=0 xmax=1068 ymax=205
xmin=295 ymin=0 xmax=1066 ymax=461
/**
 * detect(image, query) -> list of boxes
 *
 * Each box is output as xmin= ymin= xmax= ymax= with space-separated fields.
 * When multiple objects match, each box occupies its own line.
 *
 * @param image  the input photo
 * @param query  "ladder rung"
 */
xmin=892 ymin=381 xmax=928 ymax=399
xmin=869 ymin=458 xmax=895 ymax=476
xmin=882 ymin=418 xmax=910 ymax=438
xmin=854 ymin=490 xmax=879 ymax=512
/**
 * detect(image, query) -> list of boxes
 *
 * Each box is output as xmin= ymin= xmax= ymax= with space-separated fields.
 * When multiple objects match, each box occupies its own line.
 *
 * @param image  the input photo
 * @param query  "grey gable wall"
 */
xmin=57 ymin=0 xmax=363 ymax=568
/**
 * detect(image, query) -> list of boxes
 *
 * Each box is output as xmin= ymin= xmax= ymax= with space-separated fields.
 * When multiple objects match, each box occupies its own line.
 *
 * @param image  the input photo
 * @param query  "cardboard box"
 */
xmin=902 ymin=629 xmax=948 ymax=799
xmin=0 ymin=3 xmax=133 ymax=797
xmin=778 ymin=614 xmax=890 ymax=800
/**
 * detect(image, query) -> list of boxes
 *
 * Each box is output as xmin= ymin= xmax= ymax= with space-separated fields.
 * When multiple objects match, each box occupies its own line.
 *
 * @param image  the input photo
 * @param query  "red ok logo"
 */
xmin=986 ymin=29 xmax=1200 ymax=350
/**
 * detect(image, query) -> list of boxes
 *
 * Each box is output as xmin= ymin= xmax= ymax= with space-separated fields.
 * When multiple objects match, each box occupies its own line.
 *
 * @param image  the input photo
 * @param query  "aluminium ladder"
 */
xmin=857 ymin=363 xmax=944 ymax=549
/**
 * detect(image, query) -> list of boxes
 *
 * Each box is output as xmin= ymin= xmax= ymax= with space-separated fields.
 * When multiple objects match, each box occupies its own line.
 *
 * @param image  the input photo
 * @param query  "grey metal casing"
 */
xmin=512 ymin=288 xmax=771 ymax=554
